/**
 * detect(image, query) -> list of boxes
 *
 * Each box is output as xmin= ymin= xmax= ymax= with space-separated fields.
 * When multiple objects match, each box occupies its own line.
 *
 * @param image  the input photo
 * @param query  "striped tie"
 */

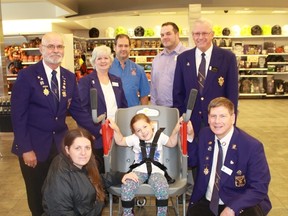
xmin=209 ymin=140 xmax=223 ymax=215
xmin=51 ymin=70 xmax=59 ymax=110
xmin=198 ymin=52 xmax=206 ymax=94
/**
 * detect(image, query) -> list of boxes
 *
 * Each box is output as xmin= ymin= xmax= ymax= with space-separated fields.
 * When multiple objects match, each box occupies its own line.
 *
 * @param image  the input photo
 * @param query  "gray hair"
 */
xmin=191 ymin=18 xmax=213 ymax=32
xmin=90 ymin=45 xmax=114 ymax=69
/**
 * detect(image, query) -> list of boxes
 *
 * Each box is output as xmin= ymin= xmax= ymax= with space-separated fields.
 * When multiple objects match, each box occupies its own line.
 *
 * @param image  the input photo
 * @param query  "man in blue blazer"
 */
xmin=173 ymin=18 xmax=239 ymax=138
xmin=187 ymin=97 xmax=271 ymax=216
xmin=78 ymin=45 xmax=127 ymax=173
xmin=11 ymin=32 xmax=100 ymax=216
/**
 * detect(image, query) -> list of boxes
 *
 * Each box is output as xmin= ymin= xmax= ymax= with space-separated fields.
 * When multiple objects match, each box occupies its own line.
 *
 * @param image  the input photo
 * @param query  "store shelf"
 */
xmin=239 ymin=75 xmax=267 ymax=78
xmin=21 ymin=47 xmax=40 ymax=51
xmin=267 ymin=62 xmax=288 ymax=65
xmin=131 ymin=48 xmax=161 ymax=51
xmin=239 ymin=93 xmax=266 ymax=97
xmin=6 ymin=75 xmax=18 ymax=81
xmin=217 ymin=34 xmax=288 ymax=98
xmin=267 ymin=53 xmax=288 ymax=56
xmin=267 ymin=72 xmax=288 ymax=75
xmin=239 ymin=68 xmax=267 ymax=71
xmin=215 ymin=35 xmax=288 ymax=39
xmin=22 ymin=61 xmax=39 ymax=65
xmin=236 ymin=54 xmax=267 ymax=57
xmin=266 ymin=94 xmax=288 ymax=98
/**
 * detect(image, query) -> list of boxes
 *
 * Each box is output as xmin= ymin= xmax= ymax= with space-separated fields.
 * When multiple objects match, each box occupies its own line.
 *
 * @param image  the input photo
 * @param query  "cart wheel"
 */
xmin=136 ymin=197 xmax=147 ymax=207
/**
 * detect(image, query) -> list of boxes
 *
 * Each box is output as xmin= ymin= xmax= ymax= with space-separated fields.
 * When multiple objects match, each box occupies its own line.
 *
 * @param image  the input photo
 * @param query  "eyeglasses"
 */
xmin=42 ymin=44 xmax=65 ymax=50
xmin=192 ymin=32 xmax=212 ymax=37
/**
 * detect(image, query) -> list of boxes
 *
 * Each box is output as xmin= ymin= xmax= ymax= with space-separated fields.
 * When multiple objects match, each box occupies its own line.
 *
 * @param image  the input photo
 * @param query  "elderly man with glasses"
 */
xmin=11 ymin=32 xmax=100 ymax=216
xmin=173 ymin=17 xmax=238 ymax=142
xmin=172 ymin=18 xmax=239 ymax=186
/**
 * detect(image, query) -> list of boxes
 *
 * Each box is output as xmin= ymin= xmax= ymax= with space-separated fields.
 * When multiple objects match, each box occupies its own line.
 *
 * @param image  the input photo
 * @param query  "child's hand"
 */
xmin=187 ymin=120 xmax=194 ymax=141
xmin=173 ymin=116 xmax=184 ymax=133
xmin=122 ymin=172 xmax=139 ymax=184
xmin=108 ymin=118 xmax=118 ymax=131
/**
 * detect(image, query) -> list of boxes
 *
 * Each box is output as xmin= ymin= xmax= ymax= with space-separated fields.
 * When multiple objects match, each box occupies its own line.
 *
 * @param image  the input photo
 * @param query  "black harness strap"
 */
xmin=121 ymin=199 xmax=135 ymax=208
xmin=129 ymin=128 xmax=175 ymax=184
xmin=156 ymin=198 xmax=169 ymax=207
xmin=140 ymin=127 xmax=165 ymax=182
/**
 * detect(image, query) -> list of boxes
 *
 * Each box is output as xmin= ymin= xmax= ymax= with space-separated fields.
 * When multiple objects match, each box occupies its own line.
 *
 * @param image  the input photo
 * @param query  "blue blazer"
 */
xmin=11 ymin=61 xmax=100 ymax=162
xmin=78 ymin=71 xmax=127 ymax=149
xmin=188 ymin=127 xmax=271 ymax=215
xmin=173 ymin=46 xmax=239 ymax=136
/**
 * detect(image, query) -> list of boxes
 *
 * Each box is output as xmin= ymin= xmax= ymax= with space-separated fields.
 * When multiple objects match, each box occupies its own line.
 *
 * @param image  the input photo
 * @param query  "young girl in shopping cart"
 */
xmin=109 ymin=113 xmax=193 ymax=216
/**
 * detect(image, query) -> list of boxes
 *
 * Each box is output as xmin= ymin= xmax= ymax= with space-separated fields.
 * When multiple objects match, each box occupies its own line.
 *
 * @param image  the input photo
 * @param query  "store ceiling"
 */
xmin=1 ymin=0 xmax=288 ymax=30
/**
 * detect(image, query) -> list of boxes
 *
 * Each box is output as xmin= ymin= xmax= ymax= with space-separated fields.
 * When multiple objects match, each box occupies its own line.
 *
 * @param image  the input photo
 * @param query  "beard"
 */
xmin=44 ymin=53 xmax=63 ymax=65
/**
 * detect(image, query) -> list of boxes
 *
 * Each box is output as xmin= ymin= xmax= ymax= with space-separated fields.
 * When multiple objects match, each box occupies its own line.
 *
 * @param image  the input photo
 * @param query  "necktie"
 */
xmin=51 ymin=70 xmax=59 ymax=110
xmin=209 ymin=140 xmax=223 ymax=216
xmin=198 ymin=52 xmax=206 ymax=94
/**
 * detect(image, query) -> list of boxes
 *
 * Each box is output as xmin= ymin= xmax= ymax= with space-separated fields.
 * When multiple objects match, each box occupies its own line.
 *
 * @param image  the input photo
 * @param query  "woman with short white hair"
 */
xmin=78 ymin=45 xmax=127 ymax=173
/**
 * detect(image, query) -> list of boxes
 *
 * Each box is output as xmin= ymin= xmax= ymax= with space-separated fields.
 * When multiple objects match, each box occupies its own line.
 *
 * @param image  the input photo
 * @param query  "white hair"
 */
xmin=90 ymin=45 xmax=114 ymax=69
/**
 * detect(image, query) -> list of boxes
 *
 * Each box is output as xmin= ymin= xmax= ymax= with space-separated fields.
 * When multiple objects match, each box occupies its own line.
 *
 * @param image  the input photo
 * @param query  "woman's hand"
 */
xmin=122 ymin=172 xmax=139 ymax=184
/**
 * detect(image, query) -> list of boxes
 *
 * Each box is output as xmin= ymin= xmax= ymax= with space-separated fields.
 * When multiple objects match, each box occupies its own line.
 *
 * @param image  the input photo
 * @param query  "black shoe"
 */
xmin=113 ymin=195 xmax=119 ymax=203
xmin=178 ymin=194 xmax=190 ymax=204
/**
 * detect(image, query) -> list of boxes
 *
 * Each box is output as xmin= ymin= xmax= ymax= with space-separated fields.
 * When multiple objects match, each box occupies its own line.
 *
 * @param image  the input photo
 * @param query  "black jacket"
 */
xmin=42 ymin=154 xmax=124 ymax=216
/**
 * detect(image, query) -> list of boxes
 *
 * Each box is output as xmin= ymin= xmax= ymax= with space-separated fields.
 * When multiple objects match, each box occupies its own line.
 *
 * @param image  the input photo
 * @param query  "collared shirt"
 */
xmin=206 ymin=126 xmax=234 ymax=205
xmin=195 ymin=44 xmax=213 ymax=77
xmin=109 ymin=58 xmax=150 ymax=107
xmin=150 ymin=42 xmax=188 ymax=107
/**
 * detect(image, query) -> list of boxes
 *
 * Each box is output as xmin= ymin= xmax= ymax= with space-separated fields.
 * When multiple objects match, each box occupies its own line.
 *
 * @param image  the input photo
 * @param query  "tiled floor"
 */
xmin=0 ymin=99 xmax=288 ymax=215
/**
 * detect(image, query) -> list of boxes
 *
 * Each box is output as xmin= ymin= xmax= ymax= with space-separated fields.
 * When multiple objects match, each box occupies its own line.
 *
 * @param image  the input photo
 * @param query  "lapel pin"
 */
xmin=204 ymin=167 xmax=209 ymax=175
xmin=218 ymin=76 xmax=224 ymax=86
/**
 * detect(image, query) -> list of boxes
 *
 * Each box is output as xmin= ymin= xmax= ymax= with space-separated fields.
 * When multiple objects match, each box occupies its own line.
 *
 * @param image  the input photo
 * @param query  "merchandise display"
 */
xmin=134 ymin=26 xmax=145 ymax=37
xmin=4 ymin=35 xmax=43 ymax=94
xmin=89 ymin=27 xmax=100 ymax=38
xmin=251 ymin=25 xmax=263 ymax=35
xmin=212 ymin=25 xmax=222 ymax=36
xmin=240 ymin=25 xmax=251 ymax=36
xmin=115 ymin=26 xmax=127 ymax=35
xmin=2 ymin=19 xmax=288 ymax=100
xmin=0 ymin=96 xmax=12 ymax=132
xmin=262 ymin=25 xmax=272 ymax=35
xmin=73 ymin=35 xmax=188 ymax=82
xmin=105 ymin=27 xmax=115 ymax=38
xmin=272 ymin=25 xmax=282 ymax=35
xmin=213 ymin=33 xmax=288 ymax=98
xmin=222 ymin=27 xmax=231 ymax=36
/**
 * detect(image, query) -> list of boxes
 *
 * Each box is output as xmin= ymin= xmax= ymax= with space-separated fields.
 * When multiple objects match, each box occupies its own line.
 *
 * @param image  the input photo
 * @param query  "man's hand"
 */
xmin=220 ymin=207 xmax=235 ymax=216
xmin=23 ymin=151 xmax=37 ymax=168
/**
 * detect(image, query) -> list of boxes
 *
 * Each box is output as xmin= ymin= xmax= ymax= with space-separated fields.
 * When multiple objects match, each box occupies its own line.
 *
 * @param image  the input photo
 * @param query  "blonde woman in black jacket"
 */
xmin=42 ymin=128 xmax=138 ymax=216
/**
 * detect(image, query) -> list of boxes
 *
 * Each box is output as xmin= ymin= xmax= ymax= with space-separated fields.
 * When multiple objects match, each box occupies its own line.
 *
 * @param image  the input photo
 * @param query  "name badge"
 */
xmin=112 ymin=82 xmax=119 ymax=87
xmin=221 ymin=165 xmax=232 ymax=176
